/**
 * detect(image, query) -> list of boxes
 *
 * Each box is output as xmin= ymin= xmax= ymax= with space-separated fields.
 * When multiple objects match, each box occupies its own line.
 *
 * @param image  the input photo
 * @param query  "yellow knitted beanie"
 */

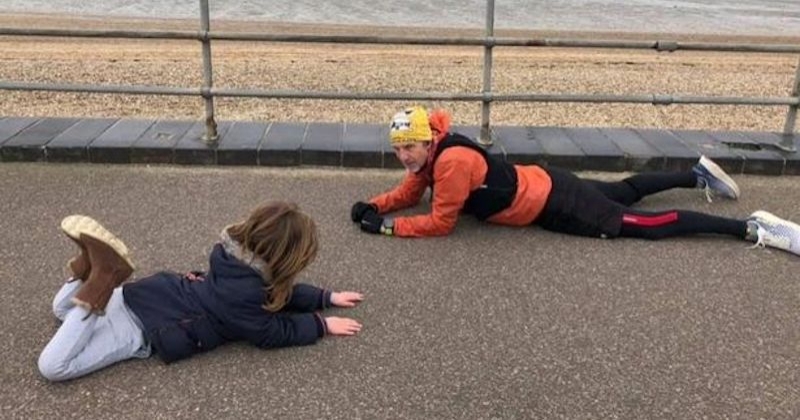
xmin=389 ymin=106 xmax=433 ymax=145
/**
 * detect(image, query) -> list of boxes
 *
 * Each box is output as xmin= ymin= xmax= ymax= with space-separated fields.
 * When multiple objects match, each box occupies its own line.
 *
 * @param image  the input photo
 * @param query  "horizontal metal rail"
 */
xmin=2 ymin=27 xmax=799 ymax=54
xmin=0 ymin=82 xmax=200 ymax=96
xmin=1 ymin=81 xmax=797 ymax=106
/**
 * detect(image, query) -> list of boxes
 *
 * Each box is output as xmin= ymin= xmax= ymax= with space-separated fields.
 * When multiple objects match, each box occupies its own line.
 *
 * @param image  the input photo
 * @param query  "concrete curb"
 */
xmin=0 ymin=116 xmax=797 ymax=174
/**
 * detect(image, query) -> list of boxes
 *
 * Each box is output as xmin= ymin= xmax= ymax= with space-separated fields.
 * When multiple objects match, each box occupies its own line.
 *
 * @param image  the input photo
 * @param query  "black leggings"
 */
xmin=537 ymin=169 xmax=748 ymax=240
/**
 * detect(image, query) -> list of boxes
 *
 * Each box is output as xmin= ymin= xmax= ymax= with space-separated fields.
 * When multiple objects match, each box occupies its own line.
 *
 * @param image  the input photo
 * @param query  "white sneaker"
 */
xmin=747 ymin=210 xmax=800 ymax=256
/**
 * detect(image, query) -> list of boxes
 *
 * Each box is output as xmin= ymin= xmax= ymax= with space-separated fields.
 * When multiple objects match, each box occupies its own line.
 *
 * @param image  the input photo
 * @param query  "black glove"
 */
xmin=359 ymin=212 xmax=384 ymax=234
xmin=351 ymin=201 xmax=378 ymax=223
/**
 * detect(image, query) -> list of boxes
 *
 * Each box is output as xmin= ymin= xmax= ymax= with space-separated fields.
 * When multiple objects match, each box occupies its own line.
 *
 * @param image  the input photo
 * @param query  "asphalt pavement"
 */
xmin=0 ymin=162 xmax=797 ymax=420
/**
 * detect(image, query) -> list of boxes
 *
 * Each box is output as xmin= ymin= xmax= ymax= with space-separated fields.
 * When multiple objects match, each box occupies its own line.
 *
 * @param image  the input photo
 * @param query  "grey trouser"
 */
xmin=38 ymin=280 xmax=151 ymax=382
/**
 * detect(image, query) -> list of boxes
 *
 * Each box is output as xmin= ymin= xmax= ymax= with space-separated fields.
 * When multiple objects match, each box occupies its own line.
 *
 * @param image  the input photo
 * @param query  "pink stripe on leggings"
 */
xmin=622 ymin=212 xmax=678 ymax=227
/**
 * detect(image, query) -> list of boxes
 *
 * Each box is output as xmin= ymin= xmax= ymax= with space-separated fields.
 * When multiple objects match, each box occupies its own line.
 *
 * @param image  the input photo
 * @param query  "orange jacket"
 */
xmin=369 ymin=137 xmax=553 ymax=237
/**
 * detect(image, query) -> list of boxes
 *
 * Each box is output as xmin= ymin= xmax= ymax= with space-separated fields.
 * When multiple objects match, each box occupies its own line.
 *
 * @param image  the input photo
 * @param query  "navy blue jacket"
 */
xmin=122 ymin=243 xmax=330 ymax=363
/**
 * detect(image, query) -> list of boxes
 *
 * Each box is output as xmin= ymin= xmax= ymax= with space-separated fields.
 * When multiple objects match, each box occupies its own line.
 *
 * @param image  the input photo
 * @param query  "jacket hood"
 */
xmin=211 ymin=228 xmax=270 ymax=282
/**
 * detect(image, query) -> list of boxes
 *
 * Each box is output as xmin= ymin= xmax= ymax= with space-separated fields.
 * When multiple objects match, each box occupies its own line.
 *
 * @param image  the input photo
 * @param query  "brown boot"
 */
xmin=66 ymin=240 xmax=90 ymax=281
xmin=61 ymin=215 xmax=132 ymax=281
xmin=71 ymin=233 xmax=135 ymax=315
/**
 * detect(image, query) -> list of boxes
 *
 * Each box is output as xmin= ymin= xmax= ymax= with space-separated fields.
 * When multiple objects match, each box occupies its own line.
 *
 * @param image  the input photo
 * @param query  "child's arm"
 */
xmin=242 ymin=311 xmax=361 ymax=349
xmin=285 ymin=284 xmax=364 ymax=312
xmin=245 ymin=312 xmax=327 ymax=348
xmin=283 ymin=283 xmax=331 ymax=312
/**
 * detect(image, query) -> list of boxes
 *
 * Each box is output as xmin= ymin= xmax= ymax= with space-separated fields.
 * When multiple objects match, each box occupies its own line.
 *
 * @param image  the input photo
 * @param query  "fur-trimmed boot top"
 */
xmin=60 ymin=215 xmax=135 ymax=315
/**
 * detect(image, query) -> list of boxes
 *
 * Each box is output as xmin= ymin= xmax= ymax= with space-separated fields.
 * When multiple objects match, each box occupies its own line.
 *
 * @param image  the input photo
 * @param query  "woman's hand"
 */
xmin=330 ymin=291 xmax=364 ymax=308
xmin=324 ymin=317 xmax=362 ymax=336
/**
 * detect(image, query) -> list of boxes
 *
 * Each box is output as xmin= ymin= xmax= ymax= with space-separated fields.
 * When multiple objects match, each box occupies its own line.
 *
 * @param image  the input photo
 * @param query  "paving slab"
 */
xmin=563 ymin=127 xmax=626 ymax=172
xmin=342 ymin=123 xmax=383 ymax=168
xmin=707 ymin=131 xmax=786 ymax=176
xmin=260 ymin=122 xmax=306 ymax=166
xmin=216 ymin=121 xmax=268 ymax=166
xmin=0 ymin=117 xmax=40 ymax=152
xmin=529 ymin=127 xmax=586 ymax=169
xmin=599 ymin=128 xmax=665 ymax=172
xmin=736 ymin=131 xmax=799 ymax=175
xmin=130 ymin=120 xmax=195 ymax=165
xmin=495 ymin=125 xmax=546 ymax=166
xmin=1 ymin=118 xmax=79 ymax=162
xmin=173 ymin=121 xmax=233 ymax=166
xmin=302 ymin=123 xmax=343 ymax=167
xmin=47 ymin=118 xmax=118 ymax=163
xmin=88 ymin=119 xmax=155 ymax=164
xmin=634 ymin=129 xmax=699 ymax=172
xmin=671 ymin=130 xmax=745 ymax=174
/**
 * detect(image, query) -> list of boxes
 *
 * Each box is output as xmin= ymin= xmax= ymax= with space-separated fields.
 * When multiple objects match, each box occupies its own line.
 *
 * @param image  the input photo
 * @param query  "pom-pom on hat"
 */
xmin=389 ymin=106 xmax=433 ymax=145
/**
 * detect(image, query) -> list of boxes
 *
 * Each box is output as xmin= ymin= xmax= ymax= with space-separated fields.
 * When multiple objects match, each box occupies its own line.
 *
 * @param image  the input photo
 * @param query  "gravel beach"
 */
xmin=0 ymin=13 xmax=798 ymax=132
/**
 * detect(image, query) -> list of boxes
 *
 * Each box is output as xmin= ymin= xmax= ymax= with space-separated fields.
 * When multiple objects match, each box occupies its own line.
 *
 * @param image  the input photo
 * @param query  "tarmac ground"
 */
xmin=0 ymin=162 xmax=798 ymax=420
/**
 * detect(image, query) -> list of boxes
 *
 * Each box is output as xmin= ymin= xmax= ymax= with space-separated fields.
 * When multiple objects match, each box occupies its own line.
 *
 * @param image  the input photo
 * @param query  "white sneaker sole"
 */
xmin=699 ymin=155 xmax=741 ymax=199
xmin=60 ymin=215 xmax=136 ymax=270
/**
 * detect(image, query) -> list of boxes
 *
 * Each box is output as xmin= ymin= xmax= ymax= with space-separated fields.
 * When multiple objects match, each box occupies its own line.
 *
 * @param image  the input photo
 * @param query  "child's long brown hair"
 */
xmin=226 ymin=201 xmax=318 ymax=312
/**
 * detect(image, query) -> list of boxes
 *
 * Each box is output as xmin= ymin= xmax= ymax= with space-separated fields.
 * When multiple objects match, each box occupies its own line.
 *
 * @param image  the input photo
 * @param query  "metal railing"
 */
xmin=0 ymin=0 xmax=798 ymax=151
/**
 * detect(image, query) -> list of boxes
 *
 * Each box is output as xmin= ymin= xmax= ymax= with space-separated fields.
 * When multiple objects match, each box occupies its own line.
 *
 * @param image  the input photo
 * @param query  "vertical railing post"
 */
xmin=780 ymin=56 xmax=800 ymax=152
xmin=199 ymin=0 xmax=218 ymax=142
xmin=478 ymin=0 xmax=496 ymax=147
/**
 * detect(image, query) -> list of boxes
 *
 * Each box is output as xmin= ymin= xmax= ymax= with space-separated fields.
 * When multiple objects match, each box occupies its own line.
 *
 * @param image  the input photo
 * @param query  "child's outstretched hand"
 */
xmin=325 ymin=317 xmax=362 ymax=336
xmin=330 ymin=291 xmax=364 ymax=308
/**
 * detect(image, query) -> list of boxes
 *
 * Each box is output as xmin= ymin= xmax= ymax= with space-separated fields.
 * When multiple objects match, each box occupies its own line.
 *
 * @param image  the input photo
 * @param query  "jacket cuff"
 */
xmin=313 ymin=312 xmax=327 ymax=337
xmin=368 ymin=201 xmax=380 ymax=214
xmin=318 ymin=289 xmax=333 ymax=309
